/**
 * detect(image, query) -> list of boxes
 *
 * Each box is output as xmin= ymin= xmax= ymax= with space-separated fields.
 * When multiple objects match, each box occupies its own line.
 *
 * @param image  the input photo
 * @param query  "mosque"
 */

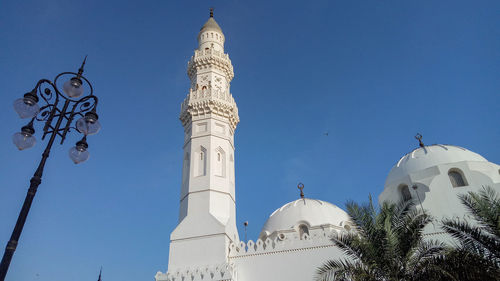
xmin=154 ymin=11 xmax=500 ymax=281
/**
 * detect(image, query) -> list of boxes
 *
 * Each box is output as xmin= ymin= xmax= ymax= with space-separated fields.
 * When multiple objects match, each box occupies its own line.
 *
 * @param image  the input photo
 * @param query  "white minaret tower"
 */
xmin=167 ymin=9 xmax=240 ymax=271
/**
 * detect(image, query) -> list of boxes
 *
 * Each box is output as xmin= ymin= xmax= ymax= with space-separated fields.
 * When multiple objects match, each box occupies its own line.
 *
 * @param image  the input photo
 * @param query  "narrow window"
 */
xmin=400 ymin=185 xmax=412 ymax=201
xmin=215 ymin=148 xmax=226 ymax=177
xmin=449 ymin=169 xmax=467 ymax=187
xmin=229 ymin=154 xmax=234 ymax=183
xmin=194 ymin=147 xmax=207 ymax=177
xmin=182 ymin=152 xmax=190 ymax=183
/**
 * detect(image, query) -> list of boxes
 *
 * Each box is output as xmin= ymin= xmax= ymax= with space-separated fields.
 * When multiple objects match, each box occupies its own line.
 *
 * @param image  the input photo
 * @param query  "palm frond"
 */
xmin=408 ymin=239 xmax=445 ymax=269
xmin=315 ymin=259 xmax=378 ymax=281
xmin=331 ymin=232 xmax=365 ymax=261
xmin=394 ymin=209 xmax=431 ymax=265
xmin=433 ymin=248 xmax=500 ymax=281
xmin=459 ymin=186 xmax=500 ymax=237
xmin=442 ymin=218 xmax=500 ymax=260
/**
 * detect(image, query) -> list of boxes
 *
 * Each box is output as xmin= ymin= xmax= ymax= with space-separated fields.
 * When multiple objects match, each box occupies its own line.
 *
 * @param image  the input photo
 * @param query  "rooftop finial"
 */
xmin=77 ymin=55 xmax=87 ymax=76
xmin=415 ymin=133 xmax=424 ymax=148
xmin=298 ymin=183 xmax=305 ymax=199
xmin=243 ymin=221 xmax=248 ymax=242
xmin=210 ymin=7 xmax=214 ymax=18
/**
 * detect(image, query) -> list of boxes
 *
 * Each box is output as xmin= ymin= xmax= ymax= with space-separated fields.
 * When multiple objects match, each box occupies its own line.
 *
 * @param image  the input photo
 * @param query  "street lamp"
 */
xmin=0 ymin=57 xmax=101 ymax=281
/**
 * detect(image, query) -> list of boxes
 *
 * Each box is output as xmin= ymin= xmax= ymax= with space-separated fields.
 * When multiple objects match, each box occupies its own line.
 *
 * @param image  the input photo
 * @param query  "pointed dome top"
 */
xmin=199 ymin=8 xmax=223 ymax=34
xmin=200 ymin=17 xmax=223 ymax=33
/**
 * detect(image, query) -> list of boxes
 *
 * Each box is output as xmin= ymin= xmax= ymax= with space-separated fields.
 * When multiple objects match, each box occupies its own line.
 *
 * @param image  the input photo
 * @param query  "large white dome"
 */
xmin=260 ymin=198 xmax=350 ymax=236
xmin=386 ymin=144 xmax=487 ymax=185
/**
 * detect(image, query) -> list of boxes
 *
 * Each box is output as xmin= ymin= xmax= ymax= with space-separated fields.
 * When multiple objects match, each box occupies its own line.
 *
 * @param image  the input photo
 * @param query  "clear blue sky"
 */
xmin=0 ymin=0 xmax=499 ymax=280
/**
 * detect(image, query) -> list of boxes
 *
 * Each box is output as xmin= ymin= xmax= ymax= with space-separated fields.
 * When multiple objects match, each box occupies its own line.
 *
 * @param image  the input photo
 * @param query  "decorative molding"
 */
xmin=188 ymin=48 xmax=234 ymax=81
xmin=180 ymin=87 xmax=239 ymax=131
xmin=171 ymin=232 xmax=233 ymax=243
xmin=156 ymin=263 xmax=236 ymax=281
xmin=229 ymin=229 xmax=339 ymax=258
xmin=180 ymin=189 xmax=236 ymax=204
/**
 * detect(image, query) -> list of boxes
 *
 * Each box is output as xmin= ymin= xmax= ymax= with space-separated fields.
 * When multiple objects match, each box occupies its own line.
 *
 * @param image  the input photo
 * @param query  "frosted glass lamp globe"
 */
xmin=76 ymin=111 xmax=101 ymax=135
xmin=12 ymin=125 xmax=36 ymax=150
xmin=63 ymin=77 xmax=84 ymax=98
xmin=69 ymin=138 xmax=90 ymax=164
xmin=13 ymin=97 xmax=40 ymax=119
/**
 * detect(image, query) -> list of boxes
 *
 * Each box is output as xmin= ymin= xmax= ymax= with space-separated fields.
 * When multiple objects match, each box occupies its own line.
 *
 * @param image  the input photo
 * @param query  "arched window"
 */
xmin=215 ymin=147 xmax=226 ymax=177
xmin=194 ymin=146 xmax=207 ymax=177
xmin=449 ymin=169 xmax=467 ymax=187
xmin=400 ymin=184 xmax=412 ymax=201
xmin=298 ymin=224 xmax=309 ymax=239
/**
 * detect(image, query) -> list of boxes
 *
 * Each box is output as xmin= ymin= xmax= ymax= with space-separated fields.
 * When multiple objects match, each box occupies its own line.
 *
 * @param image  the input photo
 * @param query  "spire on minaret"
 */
xmin=197 ymin=8 xmax=224 ymax=52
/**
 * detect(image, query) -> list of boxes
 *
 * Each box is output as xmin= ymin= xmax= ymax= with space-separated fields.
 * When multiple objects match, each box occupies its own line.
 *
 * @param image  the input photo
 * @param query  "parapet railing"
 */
xmin=229 ymin=228 xmax=339 ymax=258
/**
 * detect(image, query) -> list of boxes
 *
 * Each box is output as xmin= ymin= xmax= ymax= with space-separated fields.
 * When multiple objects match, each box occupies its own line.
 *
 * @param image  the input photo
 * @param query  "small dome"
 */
xmin=386 ymin=144 xmax=487 ymax=185
xmin=260 ymin=198 xmax=350 ymax=236
xmin=199 ymin=17 xmax=223 ymax=35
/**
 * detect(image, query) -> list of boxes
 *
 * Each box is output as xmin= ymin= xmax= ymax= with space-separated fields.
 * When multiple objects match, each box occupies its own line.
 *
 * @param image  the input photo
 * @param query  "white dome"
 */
xmin=386 ymin=144 xmax=487 ymax=185
xmin=261 ymin=198 xmax=350 ymax=235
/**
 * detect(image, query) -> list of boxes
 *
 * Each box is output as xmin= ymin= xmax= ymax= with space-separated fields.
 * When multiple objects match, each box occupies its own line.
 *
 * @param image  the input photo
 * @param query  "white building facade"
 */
xmin=155 ymin=13 xmax=500 ymax=281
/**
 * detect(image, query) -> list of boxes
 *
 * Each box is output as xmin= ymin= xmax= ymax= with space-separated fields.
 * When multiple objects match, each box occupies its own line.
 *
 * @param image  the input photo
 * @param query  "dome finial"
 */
xmin=298 ymin=183 xmax=305 ymax=198
xmin=415 ymin=133 xmax=424 ymax=148
xmin=210 ymin=7 xmax=214 ymax=18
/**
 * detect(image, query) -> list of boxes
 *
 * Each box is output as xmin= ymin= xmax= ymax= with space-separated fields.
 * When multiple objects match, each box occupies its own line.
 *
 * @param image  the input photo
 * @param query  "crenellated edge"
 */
xmin=155 ymin=263 xmax=237 ymax=281
xmin=229 ymin=228 xmax=340 ymax=258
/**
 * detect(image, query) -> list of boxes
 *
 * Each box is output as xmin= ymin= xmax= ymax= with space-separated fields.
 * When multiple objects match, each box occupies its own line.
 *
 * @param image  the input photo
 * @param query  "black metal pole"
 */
xmin=412 ymin=185 xmax=425 ymax=215
xmin=0 ymin=100 xmax=70 ymax=281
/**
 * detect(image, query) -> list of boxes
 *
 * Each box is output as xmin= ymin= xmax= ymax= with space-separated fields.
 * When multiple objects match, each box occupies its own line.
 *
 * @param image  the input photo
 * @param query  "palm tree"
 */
xmin=440 ymin=186 xmax=500 ymax=280
xmin=316 ymin=196 xmax=448 ymax=281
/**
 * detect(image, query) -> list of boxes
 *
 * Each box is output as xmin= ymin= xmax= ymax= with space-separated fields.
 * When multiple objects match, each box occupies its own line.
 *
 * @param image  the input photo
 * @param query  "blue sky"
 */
xmin=0 ymin=0 xmax=499 ymax=280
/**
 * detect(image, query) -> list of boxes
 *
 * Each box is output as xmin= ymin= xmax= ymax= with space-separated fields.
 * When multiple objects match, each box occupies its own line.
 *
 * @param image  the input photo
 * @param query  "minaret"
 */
xmin=168 ymin=10 xmax=240 ymax=270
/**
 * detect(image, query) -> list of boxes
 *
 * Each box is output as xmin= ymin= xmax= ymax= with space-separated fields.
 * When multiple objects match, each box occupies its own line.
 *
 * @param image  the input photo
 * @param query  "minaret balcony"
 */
xmin=180 ymin=88 xmax=239 ymax=130
xmin=187 ymin=49 xmax=234 ymax=81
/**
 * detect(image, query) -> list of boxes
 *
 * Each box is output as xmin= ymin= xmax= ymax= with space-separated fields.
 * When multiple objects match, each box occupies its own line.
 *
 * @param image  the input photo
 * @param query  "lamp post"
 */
xmin=0 ymin=58 xmax=101 ymax=281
